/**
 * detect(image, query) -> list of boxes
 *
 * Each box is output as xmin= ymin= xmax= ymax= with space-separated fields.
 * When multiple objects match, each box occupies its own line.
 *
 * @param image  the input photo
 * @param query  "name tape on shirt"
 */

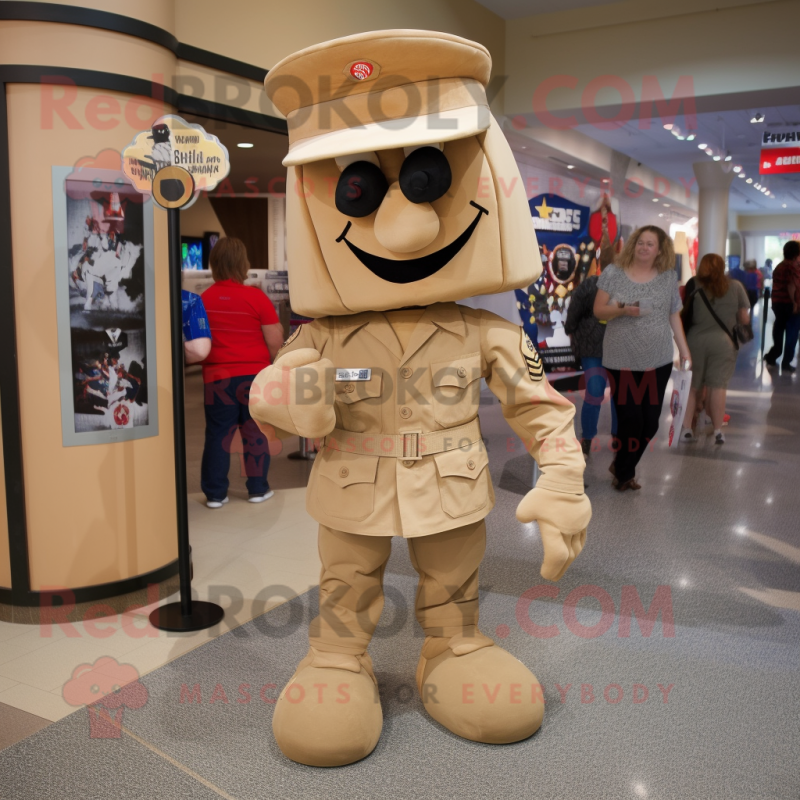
xmin=336 ymin=368 xmax=372 ymax=382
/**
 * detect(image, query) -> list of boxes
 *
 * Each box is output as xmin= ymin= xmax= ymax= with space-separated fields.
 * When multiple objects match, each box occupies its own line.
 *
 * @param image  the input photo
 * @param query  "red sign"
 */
xmin=760 ymin=147 xmax=800 ymax=175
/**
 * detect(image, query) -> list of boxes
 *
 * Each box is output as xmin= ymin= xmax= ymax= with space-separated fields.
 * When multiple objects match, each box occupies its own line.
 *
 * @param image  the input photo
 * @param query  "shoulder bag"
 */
xmin=697 ymin=289 xmax=754 ymax=350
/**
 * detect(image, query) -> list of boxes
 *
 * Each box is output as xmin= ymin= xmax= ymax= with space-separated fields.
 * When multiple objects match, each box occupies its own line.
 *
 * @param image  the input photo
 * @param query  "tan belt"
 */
xmin=324 ymin=419 xmax=482 ymax=461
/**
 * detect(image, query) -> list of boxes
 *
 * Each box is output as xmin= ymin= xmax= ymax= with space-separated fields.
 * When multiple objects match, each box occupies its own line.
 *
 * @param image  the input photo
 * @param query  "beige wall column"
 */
xmin=693 ymin=161 xmax=734 ymax=262
xmin=1 ymin=8 xmax=181 ymax=599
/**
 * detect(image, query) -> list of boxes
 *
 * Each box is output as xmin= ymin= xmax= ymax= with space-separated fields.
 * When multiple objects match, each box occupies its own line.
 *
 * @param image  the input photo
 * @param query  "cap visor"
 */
xmin=283 ymin=106 xmax=490 ymax=167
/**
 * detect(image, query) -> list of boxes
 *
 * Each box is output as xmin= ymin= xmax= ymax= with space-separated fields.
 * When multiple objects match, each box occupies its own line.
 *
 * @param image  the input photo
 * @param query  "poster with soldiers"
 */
xmin=52 ymin=164 xmax=158 ymax=446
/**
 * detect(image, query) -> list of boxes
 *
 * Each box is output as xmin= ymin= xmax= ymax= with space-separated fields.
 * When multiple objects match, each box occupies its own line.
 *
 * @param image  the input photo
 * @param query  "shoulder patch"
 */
xmin=521 ymin=329 xmax=544 ymax=381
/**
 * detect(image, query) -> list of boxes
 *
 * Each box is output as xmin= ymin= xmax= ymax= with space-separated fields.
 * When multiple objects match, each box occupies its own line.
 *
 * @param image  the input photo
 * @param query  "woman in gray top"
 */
xmin=680 ymin=253 xmax=750 ymax=445
xmin=593 ymin=226 xmax=691 ymax=491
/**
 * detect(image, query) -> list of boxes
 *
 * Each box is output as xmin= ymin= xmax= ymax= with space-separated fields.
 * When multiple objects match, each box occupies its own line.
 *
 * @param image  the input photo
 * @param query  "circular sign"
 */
xmin=152 ymin=166 xmax=195 ymax=209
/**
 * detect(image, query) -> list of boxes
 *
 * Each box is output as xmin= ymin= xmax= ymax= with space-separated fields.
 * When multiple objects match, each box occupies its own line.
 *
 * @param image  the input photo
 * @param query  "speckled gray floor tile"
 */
xmin=1 ymin=337 xmax=797 ymax=799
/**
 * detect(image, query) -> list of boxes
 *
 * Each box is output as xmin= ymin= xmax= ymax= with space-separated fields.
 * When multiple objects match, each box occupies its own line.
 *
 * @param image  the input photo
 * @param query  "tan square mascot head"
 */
xmin=265 ymin=29 xmax=541 ymax=315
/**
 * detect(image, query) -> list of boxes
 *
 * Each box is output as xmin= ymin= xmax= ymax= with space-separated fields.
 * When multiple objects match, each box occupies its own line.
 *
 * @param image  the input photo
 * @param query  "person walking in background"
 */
xmin=679 ymin=254 xmax=750 ymax=445
xmin=728 ymin=258 xmax=747 ymax=287
xmin=594 ymin=225 xmax=691 ymax=491
xmin=565 ymin=269 xmax=616 ymax=455
xmin=200 ymin=237 xmax=285 ymax=508
xmin=764 ymin=240 xmax=800 ymax=372
xmin=742 ymin=259 xmax=762 ymax=318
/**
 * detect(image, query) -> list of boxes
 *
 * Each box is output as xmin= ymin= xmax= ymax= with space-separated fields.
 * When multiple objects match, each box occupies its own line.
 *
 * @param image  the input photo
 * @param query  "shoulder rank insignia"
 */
xmin=521 ymin=329 xmax=544 ymax=381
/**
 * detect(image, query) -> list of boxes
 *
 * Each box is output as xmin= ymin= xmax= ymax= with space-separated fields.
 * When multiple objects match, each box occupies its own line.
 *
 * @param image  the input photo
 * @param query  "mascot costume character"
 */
xmin=251 ymin=30 xmax=591 ymax=767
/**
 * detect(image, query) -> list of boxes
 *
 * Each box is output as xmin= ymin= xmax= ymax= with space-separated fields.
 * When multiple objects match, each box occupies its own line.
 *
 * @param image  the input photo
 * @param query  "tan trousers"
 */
xmin=309 ymin=521 xmax=487 ymax=655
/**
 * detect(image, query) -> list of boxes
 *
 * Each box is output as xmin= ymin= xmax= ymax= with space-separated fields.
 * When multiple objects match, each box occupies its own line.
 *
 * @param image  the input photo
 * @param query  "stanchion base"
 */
xmin=287 ymin=450 xmax=317 ymax=460
xmin=149 ymin=601 xmax=224 ymax=632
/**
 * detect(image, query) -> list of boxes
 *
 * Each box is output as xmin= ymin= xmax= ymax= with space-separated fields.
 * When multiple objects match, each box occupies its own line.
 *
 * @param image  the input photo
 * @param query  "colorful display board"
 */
xmin=517 ymin=193 xmax=619 ymax=371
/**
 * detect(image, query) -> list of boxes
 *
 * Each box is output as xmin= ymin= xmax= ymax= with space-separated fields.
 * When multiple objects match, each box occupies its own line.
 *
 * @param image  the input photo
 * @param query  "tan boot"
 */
xmin=416 ymin=632 xmax=544 ymax=744
xmin=272 ymin=648 xmax=383 ymax=767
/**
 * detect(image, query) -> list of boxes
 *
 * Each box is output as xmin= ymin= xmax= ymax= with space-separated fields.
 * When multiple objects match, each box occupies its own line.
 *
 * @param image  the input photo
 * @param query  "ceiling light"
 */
xmin=746 ymin=178 xmax=753 ymax=183
xmin=733 ymin=165 xmax=742 ymax=173
xmin=676 ymin=135 xmax=686 ymax=140
xmin=755 ymin=183 xmax=761 ymax=189
xmin=712 ymin=155 xmax=721 ymax=161
xmin=567 ymin=164 xmax=574 ymax=170
xmin=686 ymin=134 xmax=696 ymax=141
xmin=237 ymin=142 xmax=254 ymax=148
xmin=663 ymin=123 xmax=674 ymax=131
xmin=658 ymin=213 xmax=664 ymax=217
xmin=784 ymin=204 xmax=788 ymax=208
xmin=663 ymin=203 xmax=670 ymax=207
xmin=724 ymin=154 xmax=732 ymax=162
xmin=705 ymin=148 xmax=714 ymax=156
xmin=750 ymin=113 xmax=765 ymax=123
xmin=697 ymin=143 xmax=707 ymax=149
xmin=737 ymin=172 xmax=746 ymax=178
xmin=652 ymin=198 xmax=659 ymax=202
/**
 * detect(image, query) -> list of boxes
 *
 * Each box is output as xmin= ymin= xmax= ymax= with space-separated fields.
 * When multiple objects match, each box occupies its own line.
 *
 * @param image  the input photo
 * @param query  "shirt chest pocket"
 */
xmin=430 ymin=353 xmax=482 ymax=429
xmin=334 ymin=372 xmax=383 ymax=433
xmin=315 ymin=450 xmax=379 ymax=522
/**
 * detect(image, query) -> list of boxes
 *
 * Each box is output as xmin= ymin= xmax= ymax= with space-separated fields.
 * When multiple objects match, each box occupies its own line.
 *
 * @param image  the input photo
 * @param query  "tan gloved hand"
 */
xmin=516 ymin=487 xmax=591 ymax=582
xmin=250 ymin=348 xmax=336 ymax=439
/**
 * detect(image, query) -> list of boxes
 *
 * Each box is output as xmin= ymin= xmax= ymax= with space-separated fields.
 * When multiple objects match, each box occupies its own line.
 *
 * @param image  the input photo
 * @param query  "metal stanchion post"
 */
xmin=288 ymin=436 xmax=318 ymax=460
xmin=149 ymin=205 xmax=224 ymax=632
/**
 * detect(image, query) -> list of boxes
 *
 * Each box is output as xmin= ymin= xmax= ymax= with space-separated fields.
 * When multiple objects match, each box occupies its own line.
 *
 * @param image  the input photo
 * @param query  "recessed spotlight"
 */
xmin=567 ymin=164 xmax=574 ymax=169
xmin=652 ymin=198 xmax=659 ymax=202
xmin=750 ymin=113 xmax=765 ymax=123
xmin=746 ymin=178 xmax=753 ymax=183
xmin=783 ymin=204 xmax=788 ymax=208
xmin=705 ymin=148 xmax=714 ymax=156
xmin=724 ymin=154 xmax=732 ymax=162
xmin=697 ymin=143 xmax=708 ymax=149
xmin=686 ymin=134 xmax=696 ymax=141
xmin=663 ymin=123 xmax=674 ymax=131
xmin=676 ymin=135 xmax=686 ymax=140
xmin=663 ymin=203 xmax=670 ymax=207
xmin=658 ymin=213 xmax=664 ymax=217
xmin=237 ymin=142 xmax=254 ymax=148
xmin=733 ymin=165 xmax=742 ymax=173
xmin=737 ymin=172 xmax=746 ymax=178
xmin=712 ymin=155 xmax=721 ymax=161
xmin=755 ymin=183 xmax=761 ymax=189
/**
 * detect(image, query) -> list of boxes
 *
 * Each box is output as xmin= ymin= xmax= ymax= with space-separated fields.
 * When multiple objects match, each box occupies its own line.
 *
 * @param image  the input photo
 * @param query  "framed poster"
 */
xmin=52 ymin=166 xmax=158 ymax=446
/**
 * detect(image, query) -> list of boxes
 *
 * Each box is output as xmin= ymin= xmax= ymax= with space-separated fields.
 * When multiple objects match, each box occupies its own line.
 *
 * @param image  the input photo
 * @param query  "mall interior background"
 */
xmin=0 ymin=0 xmax=798 ymax=792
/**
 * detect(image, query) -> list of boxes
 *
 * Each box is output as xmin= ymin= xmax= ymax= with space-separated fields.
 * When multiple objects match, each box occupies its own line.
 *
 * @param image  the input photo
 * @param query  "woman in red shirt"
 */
xmin=200 ymin=238 xmax=284 ymax=508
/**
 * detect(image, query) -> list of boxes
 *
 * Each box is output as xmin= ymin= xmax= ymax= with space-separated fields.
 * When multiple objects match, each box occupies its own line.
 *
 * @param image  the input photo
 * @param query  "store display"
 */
xmin=249 ymin=30 xmax=590 ymax=767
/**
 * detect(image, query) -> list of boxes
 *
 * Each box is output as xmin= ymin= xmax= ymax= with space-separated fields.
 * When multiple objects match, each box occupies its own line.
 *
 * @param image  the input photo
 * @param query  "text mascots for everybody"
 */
xmin=250 ymin=30 xmax=591 ymax=767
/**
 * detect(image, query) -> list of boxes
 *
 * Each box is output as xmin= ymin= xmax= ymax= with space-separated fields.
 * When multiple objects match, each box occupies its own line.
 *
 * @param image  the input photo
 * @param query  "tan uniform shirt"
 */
xmin=280 ymin=302 xmax=584 ymax=538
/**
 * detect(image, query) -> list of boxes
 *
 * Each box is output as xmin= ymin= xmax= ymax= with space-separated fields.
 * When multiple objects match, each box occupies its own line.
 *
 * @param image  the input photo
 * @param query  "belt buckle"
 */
xmin=401 ymin=430 xmax=423 ymax=461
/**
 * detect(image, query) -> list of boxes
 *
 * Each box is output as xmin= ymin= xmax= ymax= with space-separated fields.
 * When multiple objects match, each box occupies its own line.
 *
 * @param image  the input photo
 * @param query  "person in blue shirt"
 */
xmin=728 ymin=259 xmax=747 ymax=287
xmin=182 ymin=289 xmax=211 ymax=363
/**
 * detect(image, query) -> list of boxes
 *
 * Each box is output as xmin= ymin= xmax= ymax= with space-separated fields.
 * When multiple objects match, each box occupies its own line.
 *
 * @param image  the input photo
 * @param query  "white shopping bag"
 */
xmin=668 ymin=368 xmax=692 ymax=448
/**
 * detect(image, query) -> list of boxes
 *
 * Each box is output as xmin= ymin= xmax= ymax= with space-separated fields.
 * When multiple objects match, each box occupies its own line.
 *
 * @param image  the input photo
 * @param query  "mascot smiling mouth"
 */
xmin=336 ymin=201 xmax=489 ymax=284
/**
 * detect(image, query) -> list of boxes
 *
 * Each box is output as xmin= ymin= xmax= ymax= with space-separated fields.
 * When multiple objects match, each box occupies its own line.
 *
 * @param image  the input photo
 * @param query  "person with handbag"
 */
xmin=679 ymin=253 xmax=751 ymax=445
